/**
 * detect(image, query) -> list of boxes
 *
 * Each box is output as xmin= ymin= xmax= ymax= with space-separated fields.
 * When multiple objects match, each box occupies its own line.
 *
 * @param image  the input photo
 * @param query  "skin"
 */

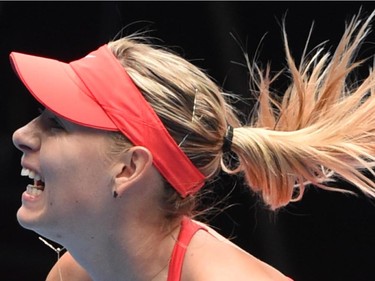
xmin=13 ymin=110 xmax=118 ymax=237
xmin=47 ymin=227 xmax=292 ymax=281
xmin=13 ymin=110 xmax=291 ymax=281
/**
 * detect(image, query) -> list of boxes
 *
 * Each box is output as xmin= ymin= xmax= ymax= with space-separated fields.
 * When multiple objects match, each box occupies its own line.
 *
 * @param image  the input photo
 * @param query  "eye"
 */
xmin=38 ymin=108 xmax=65 ymax=131
xmin=48 ymin=116 xmax=65 ymax=130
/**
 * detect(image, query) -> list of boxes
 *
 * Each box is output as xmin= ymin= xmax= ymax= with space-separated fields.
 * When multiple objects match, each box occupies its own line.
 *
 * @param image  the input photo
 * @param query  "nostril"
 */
xmin=17 ymin=144 xmax=33 ymax=151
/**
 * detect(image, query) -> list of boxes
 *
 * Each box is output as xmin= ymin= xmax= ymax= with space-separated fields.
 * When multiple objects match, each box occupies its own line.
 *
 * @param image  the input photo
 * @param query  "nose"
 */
xmin=12 ymin=118 xmax=41 ymax=153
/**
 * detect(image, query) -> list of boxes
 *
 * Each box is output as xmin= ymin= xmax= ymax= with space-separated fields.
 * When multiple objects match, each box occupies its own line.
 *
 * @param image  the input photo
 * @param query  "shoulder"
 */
xmin=182 ymin=221 xmax=291 ymax=281
xmin=46 ymin=252 xmax=92 ymax=281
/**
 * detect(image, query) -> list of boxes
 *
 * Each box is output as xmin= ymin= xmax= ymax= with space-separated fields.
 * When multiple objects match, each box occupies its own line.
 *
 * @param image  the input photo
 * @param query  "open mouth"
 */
xmin=21 ymin=168 xmax=45 ymax=196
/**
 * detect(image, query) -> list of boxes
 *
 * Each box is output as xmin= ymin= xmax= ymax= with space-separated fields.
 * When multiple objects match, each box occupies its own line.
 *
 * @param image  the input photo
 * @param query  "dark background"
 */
xmin=2 ymin=2 xmax=375 ymax=281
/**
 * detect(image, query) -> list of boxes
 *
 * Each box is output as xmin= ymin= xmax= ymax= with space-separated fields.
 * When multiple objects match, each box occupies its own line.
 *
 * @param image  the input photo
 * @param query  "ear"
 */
xmin=113 ymin=146 xmax=153 ymax=197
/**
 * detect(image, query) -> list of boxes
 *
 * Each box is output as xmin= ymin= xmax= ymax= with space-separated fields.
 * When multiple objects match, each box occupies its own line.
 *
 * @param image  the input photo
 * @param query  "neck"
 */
xmin=38 ymin=166 xmax=183 ymax=281
xmin=61 ymin=198 xmax=181 ymax=281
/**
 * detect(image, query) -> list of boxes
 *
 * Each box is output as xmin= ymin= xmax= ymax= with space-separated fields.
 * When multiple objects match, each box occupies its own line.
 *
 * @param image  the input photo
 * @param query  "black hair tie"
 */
xmin=222 ymin=125 xmax=234 ymax=153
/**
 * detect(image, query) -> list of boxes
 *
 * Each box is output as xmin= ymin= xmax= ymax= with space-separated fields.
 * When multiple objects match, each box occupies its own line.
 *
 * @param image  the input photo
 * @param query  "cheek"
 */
xmin=40 ymin=140 xmax=114 ymax=208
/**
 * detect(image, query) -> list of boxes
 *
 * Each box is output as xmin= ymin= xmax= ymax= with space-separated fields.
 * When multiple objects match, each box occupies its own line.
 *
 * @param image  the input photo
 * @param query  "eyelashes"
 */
xmin=38 ymin=107 xmax=65 ymax=130
xmin=49 ymin=116 xmax=65 ymax=130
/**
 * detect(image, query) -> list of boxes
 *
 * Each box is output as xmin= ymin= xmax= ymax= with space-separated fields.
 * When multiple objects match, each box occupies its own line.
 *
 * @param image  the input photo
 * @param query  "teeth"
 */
xmin=21 ymin=168 xmax=29 ymax=176
xmin=21 ymin=168 xmax=42 ymax=181
xmin=26 ymin=184 xmax=43 ymax=196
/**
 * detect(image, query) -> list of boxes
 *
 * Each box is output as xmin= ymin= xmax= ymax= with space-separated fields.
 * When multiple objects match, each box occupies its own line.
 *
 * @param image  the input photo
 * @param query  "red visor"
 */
xmin=10 ymin=45 xmax=205 ymax=197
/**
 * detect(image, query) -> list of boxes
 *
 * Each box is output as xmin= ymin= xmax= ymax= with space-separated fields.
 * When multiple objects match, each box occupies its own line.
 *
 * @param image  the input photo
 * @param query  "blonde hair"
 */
xmin=108 ymin=37 xmax=239 ymax=217
xmin=108 ymin=11 xmax=375 ymax=211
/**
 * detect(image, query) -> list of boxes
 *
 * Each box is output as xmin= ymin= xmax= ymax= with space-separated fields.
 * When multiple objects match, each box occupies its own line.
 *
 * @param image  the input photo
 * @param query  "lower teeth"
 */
xmin=26 ymin=184 xmax=44 ymax=196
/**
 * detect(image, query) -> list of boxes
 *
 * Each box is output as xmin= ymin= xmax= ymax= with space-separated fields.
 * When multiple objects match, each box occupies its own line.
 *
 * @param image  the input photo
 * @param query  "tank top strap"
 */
xmin=167 ymin=216 xmax=205 ymax=281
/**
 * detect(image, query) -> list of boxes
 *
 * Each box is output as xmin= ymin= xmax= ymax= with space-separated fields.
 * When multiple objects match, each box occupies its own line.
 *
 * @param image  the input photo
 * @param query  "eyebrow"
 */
xmin=42 ymin=109 xmax=69 ymax=126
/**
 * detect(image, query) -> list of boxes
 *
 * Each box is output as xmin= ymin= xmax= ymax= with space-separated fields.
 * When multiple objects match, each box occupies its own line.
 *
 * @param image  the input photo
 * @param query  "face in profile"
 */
xmin=12 ymin=109 xmax=117 ymax=240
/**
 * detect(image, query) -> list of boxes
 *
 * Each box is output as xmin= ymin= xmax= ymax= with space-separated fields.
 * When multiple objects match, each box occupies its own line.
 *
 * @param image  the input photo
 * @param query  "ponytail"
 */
xmin=223 ymin=11 xmax=375 ymax=209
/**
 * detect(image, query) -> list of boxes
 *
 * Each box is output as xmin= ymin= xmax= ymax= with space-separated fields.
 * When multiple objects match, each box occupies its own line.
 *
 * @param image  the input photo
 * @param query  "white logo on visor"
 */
xmin=85 ymin=55 xmax=96 ymax=58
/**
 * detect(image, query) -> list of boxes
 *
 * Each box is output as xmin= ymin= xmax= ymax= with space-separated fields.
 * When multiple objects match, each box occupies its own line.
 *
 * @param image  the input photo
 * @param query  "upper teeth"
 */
xmin=21 ymin=168 xmax=42 ymax=181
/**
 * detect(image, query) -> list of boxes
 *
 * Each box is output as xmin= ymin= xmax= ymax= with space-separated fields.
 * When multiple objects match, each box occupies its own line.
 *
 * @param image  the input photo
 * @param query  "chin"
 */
xmin=16 ymin=206 xmax=49 ymax=234
xmin=17 ymin=208 xmax=66 ymax=246
xmin=17 ymin=208 xmax=37 ymax=231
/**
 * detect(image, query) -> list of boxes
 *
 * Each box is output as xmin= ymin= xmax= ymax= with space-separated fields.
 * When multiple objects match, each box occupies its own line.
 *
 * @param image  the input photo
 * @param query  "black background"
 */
xmin=2 ymin=2 xmax=375 ymax=281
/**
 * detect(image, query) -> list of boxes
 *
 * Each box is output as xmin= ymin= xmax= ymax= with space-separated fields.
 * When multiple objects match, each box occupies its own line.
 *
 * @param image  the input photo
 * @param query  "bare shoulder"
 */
xmin=46 ymin=252 xmax=92 ymax=281
xmin=182 ymin=221 xmax=291 ymax=281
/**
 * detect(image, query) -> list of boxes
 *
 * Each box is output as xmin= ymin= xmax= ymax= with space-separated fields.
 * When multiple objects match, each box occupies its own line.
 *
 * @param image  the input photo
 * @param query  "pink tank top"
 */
xmin=167 ymin=217 xmax=205 ymax=281
xmin=166 ymin=217 xmax=293 ymax=281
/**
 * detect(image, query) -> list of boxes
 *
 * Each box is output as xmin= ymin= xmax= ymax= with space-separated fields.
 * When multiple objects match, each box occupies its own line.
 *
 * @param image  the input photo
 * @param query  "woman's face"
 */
xmin=12 ymin=110 xmax=117 ymax=240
